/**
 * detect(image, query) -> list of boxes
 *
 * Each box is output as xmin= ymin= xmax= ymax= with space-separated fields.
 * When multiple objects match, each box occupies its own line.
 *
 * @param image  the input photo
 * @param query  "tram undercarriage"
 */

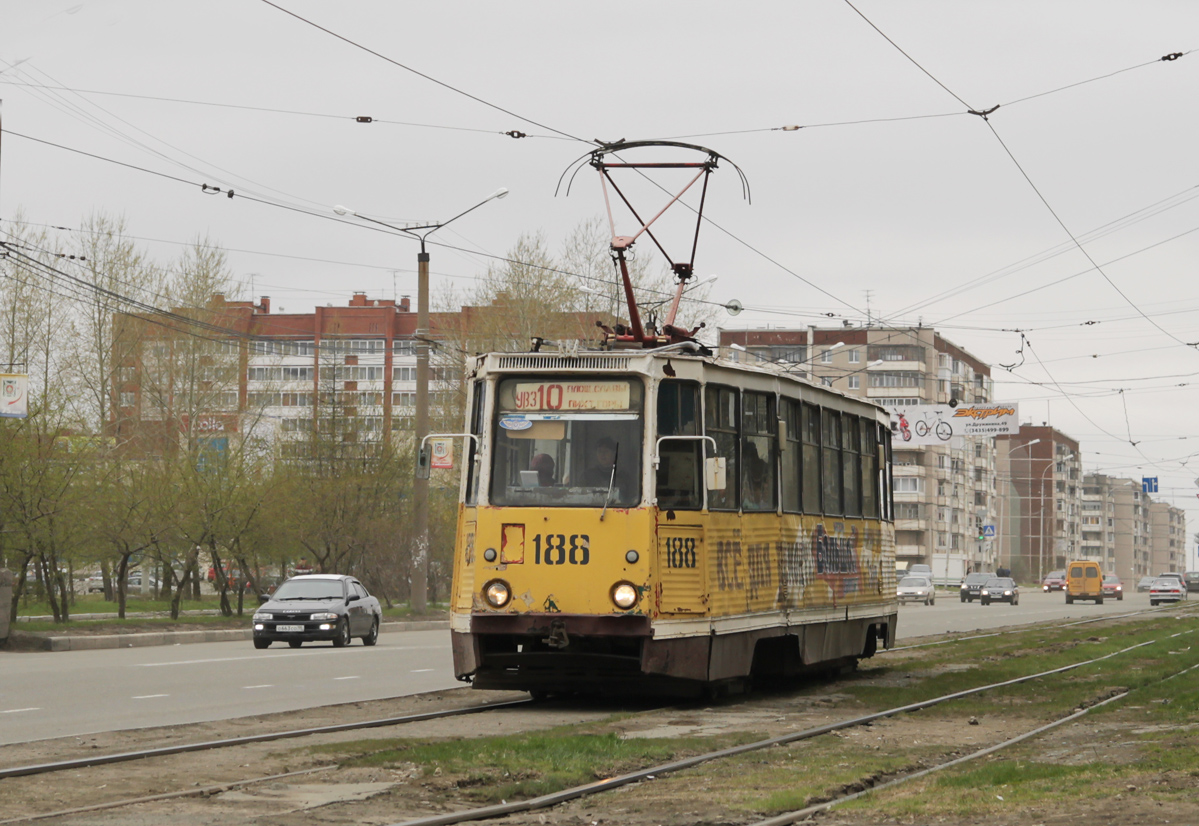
xmin=453 ymin=612 xmax=896 ymax=696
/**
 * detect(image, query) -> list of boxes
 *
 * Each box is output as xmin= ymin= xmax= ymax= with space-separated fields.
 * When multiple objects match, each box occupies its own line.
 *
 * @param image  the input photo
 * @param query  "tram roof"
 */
xmin=471 ymin=347 xmax=887 ymax=417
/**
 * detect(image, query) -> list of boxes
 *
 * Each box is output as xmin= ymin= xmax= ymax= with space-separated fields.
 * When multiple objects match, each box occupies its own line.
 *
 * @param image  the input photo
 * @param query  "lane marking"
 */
xmin=132 ymin=694 xmax=169 ymax=699
xmin=244 ymin=684 xmax=274 ymax=689
xmin=2 ymin=708 xmax=41 ymax=714
xmin=333 ymin=676 xmax=360 ymax=681
xmin=133 ymin=646 xmax=440 ymax=668
xmin=410 ymin=668 xmax=434 ymax=673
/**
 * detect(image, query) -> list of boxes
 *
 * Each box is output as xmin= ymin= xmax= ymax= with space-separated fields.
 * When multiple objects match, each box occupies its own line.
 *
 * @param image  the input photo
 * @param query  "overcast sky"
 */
xmin=2 ymin=1 xmax=1197 ymax=562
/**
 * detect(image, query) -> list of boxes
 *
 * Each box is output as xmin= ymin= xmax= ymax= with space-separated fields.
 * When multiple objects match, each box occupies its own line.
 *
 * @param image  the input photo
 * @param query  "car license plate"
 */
xmin=276 ymin=624 xmax=303 ymax=632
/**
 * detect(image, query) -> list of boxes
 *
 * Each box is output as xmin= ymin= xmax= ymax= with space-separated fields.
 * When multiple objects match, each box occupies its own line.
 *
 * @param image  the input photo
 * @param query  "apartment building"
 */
xmin=1082 ymin=473 xmax=1153 ymax=582
xmin=996 ymin=426 xmax=1082 ymax=582
xmin=1080 ymin=477 xmax=1118 ymax=572
xmin=110 ymin=292 xmax=601 ymax=456
xmin=717 ymin=324 xmax=998 ymax=578
xmin=1149 ymin=501 xmax=1187 ymax=575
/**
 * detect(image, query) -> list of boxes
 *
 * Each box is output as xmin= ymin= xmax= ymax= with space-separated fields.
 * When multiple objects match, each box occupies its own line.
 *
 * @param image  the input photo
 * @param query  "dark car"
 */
xmin=1136 ymin=575 xmax=1156 ymax=592
xmin=980 ymin=576 xmax=1019 ymax=606
xmin=1186 ymin=571 xmax=1199 ymax=592
xmin=959 ymin=572 xmax=993 ymax=603
xmin=1101 ymin=574 xmax=1124 ymax=601
xmin=252 ymin=574 xmax=382 ymax=649
xmin=1041 ymin=570 xmax=1067 ymax=592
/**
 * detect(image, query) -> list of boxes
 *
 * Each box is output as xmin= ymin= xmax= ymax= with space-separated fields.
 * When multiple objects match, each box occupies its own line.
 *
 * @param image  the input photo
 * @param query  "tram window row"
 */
xmin=656 ymin=380 xmax=892 ymax=519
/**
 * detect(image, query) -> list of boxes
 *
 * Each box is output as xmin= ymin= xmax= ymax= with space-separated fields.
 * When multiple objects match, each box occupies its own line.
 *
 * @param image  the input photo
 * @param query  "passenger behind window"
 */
xmin=530 ymin=453 xmax=556 ymax=486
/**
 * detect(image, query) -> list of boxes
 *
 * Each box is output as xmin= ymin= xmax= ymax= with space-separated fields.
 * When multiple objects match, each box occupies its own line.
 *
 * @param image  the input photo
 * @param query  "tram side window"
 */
xmin=842 ymin=415 xmax=861 ymax=517
xmin=656 ymin=381 xmax=701 ymax=510
xmin=802 ymin=402 xmax=822 ymax=513
xmin=878 ymin=422 xmax=894 ymax=521
xmin=742 ymin=391 xmax=777 ymax=511
xmin=464 ymin=380 xmax=485 ymax=505
xmin=781 ymin=399 xmax=801 ymax=513
xmin=822 ymin=409 xmax=842 ymax=514
xmin=860 ymin=418 xmax=879 ymax=518
xmin=704 ymin=385 xmax=738 ymax=510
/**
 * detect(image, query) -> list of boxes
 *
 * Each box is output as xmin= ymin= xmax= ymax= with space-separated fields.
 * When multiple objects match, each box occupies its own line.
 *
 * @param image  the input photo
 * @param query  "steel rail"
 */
xmin=748 ymin=691 xmax=1132 ymax=826
xmin=0 ymin=766 xmax=338 ymax=825
xmin=0 ymin=698 xmax=531 ymax=780
xmin=389 ymin=632 xmax=1187 ymax=826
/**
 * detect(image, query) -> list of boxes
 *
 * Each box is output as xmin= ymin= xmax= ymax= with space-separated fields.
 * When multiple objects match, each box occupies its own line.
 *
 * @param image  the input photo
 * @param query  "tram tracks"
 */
xmin=3 ymin=607 xmax=1196 ymax=825
xmin=388 ymin=631 xmax=1191 ymax=826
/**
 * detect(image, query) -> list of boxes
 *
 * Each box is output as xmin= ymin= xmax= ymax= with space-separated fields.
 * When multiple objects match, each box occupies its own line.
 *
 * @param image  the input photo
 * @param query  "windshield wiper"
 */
xmin=600 ymin=442 xmax=619 ymax=522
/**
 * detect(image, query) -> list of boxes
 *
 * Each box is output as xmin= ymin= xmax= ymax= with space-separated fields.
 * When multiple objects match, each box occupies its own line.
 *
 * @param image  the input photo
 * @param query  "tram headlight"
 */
xmin=483 ymin=579 xmax=511 ymax=608
xmin=625 ymin=550 xmax=639 ymax=564
xmin=611 ymin=581 xmax=639 ymax=610
xmin=483 ymin=547 xmax=497 ymax=562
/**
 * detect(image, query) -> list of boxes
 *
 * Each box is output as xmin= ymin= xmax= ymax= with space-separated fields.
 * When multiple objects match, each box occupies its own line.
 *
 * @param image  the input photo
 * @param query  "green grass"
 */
xmin=313 ymin=726 xmax=761 ymax=804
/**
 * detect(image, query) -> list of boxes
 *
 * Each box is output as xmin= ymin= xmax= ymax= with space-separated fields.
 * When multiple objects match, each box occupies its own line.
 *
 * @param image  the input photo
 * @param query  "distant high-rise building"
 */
xmin=718 ymin=324 xmax=998 ymax=579
xmin=996 ymin=426 xmax=1082 ymax=582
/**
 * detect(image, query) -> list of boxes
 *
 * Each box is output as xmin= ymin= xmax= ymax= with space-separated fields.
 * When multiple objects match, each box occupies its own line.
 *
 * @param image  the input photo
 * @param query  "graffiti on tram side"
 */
xmin=712 ymin=520 xmax=887 ymax=610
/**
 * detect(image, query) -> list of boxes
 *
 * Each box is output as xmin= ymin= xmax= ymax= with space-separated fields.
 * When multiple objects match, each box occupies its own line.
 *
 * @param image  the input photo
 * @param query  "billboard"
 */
xmin=889 ymin=403 xmax=1019 ymax=446
xmin=1 ymin=374 xmax=28 ymax=419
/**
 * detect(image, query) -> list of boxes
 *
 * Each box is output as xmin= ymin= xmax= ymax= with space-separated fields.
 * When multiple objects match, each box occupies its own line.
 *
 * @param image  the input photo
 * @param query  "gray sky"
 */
xmin=2 ymin=1 xmax=1198 ymax=561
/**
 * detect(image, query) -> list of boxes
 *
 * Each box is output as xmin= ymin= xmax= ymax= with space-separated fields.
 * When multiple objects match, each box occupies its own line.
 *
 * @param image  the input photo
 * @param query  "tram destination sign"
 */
xmin=512 ymin=380 xmax=631 ymax=411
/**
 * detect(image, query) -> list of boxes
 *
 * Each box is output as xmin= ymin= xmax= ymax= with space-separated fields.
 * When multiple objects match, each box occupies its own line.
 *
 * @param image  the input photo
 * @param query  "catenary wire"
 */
xmin=257 ymin=0 xmax=592 ymax=146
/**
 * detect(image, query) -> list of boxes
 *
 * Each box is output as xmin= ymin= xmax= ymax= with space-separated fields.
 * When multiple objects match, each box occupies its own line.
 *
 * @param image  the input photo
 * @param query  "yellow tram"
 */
xmin=448 ymin=347 xmax=898 ymax=696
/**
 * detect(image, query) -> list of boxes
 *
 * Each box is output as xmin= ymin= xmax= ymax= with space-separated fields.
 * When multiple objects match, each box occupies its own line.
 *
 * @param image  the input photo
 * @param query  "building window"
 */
xmin=847 ymin=375 xmax=860 ymax=390
xmin=848 ymin=349 xmax=860 ymax=364
xmin=119 ymin=392 xmax=136 ymax=408
xmin=870 ymin=372 xmax=921 ymax=388
xmin=820 ymin=348 xmax=834 ymax=364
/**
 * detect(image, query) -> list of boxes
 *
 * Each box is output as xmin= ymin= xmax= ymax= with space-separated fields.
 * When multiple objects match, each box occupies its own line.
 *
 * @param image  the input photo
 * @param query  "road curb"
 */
xmin=38 ymin=620 xmax=449 ymax=651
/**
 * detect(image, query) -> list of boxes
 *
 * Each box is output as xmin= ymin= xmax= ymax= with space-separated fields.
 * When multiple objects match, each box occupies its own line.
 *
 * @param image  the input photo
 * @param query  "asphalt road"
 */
xmin=0 ymin=628 xmax=459 ymax=746
xmin=0 ymin=588 xmax=1182 ymax=746
xmin=893 ymin=585 xmax=1171 ymax=639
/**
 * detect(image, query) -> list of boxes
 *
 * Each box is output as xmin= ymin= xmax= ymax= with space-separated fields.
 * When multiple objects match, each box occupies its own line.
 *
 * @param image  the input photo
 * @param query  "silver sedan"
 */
xmin=897 ymin=575 xmax=936 ymax=605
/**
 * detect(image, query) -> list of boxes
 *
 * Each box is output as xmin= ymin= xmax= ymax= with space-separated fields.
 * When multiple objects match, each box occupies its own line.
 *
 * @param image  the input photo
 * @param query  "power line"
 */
xmin=257 ymin=0 xmax=591 ymax=145
xmin=0 ymin=78 xmax=570 ymax=141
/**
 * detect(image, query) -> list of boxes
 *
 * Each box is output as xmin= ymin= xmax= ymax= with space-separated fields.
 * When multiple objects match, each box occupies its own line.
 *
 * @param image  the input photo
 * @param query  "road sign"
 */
xmin=1142 ymin=477 xmax=1158 ymax=493
xmin=982 ymin=525 xmax=996 ymax=538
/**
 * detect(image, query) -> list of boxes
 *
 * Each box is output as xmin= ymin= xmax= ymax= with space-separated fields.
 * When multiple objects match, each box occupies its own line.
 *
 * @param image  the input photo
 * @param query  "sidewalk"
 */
xmin=16 ymin=620 xmax=450 ymax=652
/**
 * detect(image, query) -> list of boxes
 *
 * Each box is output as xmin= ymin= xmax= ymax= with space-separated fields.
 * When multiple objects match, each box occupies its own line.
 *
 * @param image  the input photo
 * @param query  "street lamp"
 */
xmin=333 ymin=187 xmax=508 ymax=613
xmin=1000 ymin=438 xmax=1040 ymax=574
xmin=1038 ymin=452 xmax=1075 ymax=583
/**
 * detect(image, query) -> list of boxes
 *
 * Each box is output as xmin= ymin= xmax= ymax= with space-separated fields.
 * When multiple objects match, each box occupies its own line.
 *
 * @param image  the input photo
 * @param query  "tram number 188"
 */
xmin=533 ymin=534 xmax=589 ymax=565
xmin=665 ymin=536 xmax=698 ymax=569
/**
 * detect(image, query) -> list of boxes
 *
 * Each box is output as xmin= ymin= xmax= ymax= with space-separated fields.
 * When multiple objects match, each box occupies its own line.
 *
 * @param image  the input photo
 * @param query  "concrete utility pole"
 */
xmin=334 ymin=189 xmax=507 ymax=613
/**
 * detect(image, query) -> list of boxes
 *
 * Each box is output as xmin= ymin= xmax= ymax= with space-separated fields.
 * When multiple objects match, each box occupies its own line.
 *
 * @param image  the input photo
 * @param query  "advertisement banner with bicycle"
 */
xmin=888 ymin=403 xmax=1019 ymax=446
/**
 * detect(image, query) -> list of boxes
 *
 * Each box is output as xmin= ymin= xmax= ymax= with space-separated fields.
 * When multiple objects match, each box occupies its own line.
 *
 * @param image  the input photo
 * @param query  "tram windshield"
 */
xmin=490 ymin=377 xmax=643 ymax=508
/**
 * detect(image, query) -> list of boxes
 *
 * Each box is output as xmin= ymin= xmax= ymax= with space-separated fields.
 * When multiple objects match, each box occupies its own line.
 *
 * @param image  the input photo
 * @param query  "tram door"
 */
xmin=655 ymin=380 xmax=707 ymax=614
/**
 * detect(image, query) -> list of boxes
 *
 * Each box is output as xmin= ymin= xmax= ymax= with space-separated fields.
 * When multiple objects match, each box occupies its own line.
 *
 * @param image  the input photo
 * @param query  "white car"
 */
xmin=1150 ymin=577 xmax=1185 ymax=606
xmin=1155 ymin=572 xmax=1187 ymax=597
xmin=897 ymin=575 xmax=936 ymax=605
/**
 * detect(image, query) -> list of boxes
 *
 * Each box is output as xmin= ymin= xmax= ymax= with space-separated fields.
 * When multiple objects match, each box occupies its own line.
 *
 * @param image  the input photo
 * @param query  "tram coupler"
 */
xmin=542 ymin=620 xmax=570 ymax=649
